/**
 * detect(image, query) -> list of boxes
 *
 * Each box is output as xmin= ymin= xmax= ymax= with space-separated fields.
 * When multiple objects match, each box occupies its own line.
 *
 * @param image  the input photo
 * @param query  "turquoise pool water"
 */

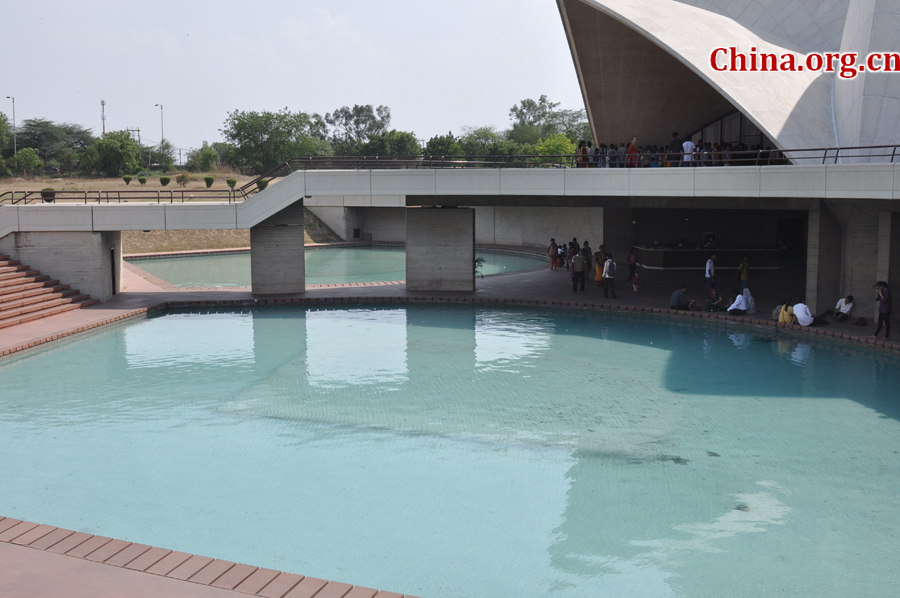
xmin=1 ymin=306 xmax=899 ymax=597
xmin=127 ymin=246 xmax=545 ymax=287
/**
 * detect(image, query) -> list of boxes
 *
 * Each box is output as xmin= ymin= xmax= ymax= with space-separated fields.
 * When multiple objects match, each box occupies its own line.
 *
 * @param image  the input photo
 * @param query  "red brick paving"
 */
xmin=0 ymin=517 xmax=420 ymax=598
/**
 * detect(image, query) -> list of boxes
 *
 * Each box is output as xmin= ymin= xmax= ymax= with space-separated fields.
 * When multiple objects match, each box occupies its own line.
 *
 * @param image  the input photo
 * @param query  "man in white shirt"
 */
xmin=705 ymin=254 xmax=716 ymax=296
xmin=602 ymin=253 xmax=617 ymax=299
xmin=682 ymin=138 xmax=696 ymax=166
xmin=791 ymin=300 xmax=828 ymax=326
xmin=819 ymin=295 xmax=854 ymax=322
xmin=727 ymin=292 xmax=748 ymax=315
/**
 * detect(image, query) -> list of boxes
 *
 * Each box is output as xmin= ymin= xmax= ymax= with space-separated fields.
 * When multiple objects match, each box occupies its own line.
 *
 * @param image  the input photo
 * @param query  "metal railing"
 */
xmin=0 ymin=189 xmax=242 ymax=206
xmin=3 ymin=143 xmax=899 ymax=206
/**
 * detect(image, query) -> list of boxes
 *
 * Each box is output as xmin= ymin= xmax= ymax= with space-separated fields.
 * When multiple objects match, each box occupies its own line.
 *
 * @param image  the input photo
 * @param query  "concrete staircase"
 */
xmin=0 ymin=255 xmax=99 ymax=330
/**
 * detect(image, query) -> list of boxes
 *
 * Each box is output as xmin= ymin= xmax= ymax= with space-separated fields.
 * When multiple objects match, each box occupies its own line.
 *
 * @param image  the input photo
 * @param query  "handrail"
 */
xmin=3 ymin=143 xmax=899 ymax=206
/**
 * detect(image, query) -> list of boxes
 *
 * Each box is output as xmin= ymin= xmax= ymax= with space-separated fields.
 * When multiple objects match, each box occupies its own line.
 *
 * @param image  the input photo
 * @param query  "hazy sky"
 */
xmin=2 ymin=0 xmax=584 ymax=154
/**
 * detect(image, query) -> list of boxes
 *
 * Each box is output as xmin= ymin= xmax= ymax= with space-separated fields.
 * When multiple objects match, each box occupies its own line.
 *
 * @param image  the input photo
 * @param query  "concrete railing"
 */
xmin=2 ymin=164 xmax=899 ymax=238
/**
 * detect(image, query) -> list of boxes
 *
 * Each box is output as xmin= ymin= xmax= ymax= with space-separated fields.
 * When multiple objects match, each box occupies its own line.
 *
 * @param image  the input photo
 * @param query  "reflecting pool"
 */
xmin=126 ymin=246 xmax=545 ymax=287
xmin=1 ymin=306 xmax=899 ymax=598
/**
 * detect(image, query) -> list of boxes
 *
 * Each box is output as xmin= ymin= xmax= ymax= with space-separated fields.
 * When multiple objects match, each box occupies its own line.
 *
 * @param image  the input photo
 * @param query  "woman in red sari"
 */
xmin=626 ymin=137 xmax=639 ymax=168
xmin=577 ymin=140 xmax=588 ymax=168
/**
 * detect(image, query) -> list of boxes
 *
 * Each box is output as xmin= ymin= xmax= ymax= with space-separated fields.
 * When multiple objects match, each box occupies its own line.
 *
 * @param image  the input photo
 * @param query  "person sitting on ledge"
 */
xmin=670 ymin=284 xmax=690 ymax=310
xmin=818 ymin=295 xmax=854 ymax=322
xmin=706 ymin=286 xmax=726 ymax=311
xmin=773 ymin=297 xmax=793 ymax=323
xmin=727 ymin=289 xmax=749 ymax=315
xmin=791 ymin=299 xmax=829 ymax=326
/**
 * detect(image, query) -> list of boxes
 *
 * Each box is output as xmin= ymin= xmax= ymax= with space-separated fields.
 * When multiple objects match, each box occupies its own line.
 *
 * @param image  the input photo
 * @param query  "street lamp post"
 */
xmin=154 ymin=103 xmax=164 ymax=142
xmin=5 ymin=96 xmax=15 ymax=156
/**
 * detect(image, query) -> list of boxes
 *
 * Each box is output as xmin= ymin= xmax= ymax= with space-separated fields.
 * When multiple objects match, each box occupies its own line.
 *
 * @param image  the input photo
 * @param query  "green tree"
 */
xmin=533 ymin=134 xmax=576 ymax=163
xmin=17 ymin=118 xmax=94 ymax=167
xmin=459 ymin=126 xmax=523 ymax=156
xmin=361 ymin=130 xmax=420 ymax=157
xmin=508 ymin=95 xmax=590 ymax=145
xmin=186 ymin=142 xmax=219 ymax=172
xmin=93 ymin=131 xmax=141 ymax=177
xmin=424 ymin=132 xmax=463 ymax=156
xmin=156 ymin=139 xmax=176 ymax=171
xmin=0 ymin=112 xmax=10 ymax=156
xmin=11 ymin=147 xmax=42 ymax=176
xmin=325 ymin=104 xmax=391 ymax=155
xmin=220 ymin=108 xmax=332 ymax=174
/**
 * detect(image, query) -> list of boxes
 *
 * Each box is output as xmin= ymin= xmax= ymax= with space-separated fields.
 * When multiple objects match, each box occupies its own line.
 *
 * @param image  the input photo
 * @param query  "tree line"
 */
xmin=0 ymin=95 xmax=589 ymax=178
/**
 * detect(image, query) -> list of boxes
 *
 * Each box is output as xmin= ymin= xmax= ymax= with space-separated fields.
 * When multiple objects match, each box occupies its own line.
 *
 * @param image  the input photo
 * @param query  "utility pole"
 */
xmin=154 ymin=103 xmax=164 ymax=143
xmin=5 ymin=96 xmax=15 ymax=156
xmin=101 ymin=99 xmax=106 ymax=136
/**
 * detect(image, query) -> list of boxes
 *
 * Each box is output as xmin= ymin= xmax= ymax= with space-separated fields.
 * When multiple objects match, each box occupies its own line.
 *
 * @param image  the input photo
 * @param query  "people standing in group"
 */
xmin=602 ymin=253 xmax=617 ymax=298
xmin=577 ymin=141 xmax=589 ymax=168
xmin=668 ymin=133 xmax=681 ymax=167
xmin=705 ymin=254 xmax=717 ymax=296
xmin=548 ymin=238 xmax=559 ymax=270
xmin=572 ymin=249 xmax=588 ymax=293
xmin=871 ymin=281 xmax=892 ymax=340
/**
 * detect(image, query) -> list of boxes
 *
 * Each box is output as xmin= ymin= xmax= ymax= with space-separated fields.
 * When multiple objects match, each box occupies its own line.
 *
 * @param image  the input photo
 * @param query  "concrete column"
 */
xmin=250 ymin=201 xmax=305 ymax=295
xmin=805 ymin=202 xmax=842 ymax=314
xmin=0 ymin=231 xmax=121 ymax=302
xmin=406 ymin=208 xmax=475 ymax=292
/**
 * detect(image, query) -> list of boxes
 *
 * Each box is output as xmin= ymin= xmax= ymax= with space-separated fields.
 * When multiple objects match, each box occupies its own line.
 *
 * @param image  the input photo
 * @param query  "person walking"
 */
xmin=548 ymin=238 xmax=559 ymax=270
xmin=871 ymin=281 xmax=892 ymax=340
xmin=603 ymin=252 xmax=617 ymax=298
xmin=572 ymin=249 xmax=587 ymax=293
xmin=705 ymin=253 xmax=717 ymax=296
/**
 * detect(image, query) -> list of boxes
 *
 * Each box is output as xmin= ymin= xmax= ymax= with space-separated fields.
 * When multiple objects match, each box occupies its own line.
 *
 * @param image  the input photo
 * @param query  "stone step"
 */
xmin=0 ymin=298 xmax=100 ymax=330
xmin=0 ymin=275 xmax=51 ymax=290
xmin=0 ymin=289 xmax=80 ymax=314
xmin=0 ymin=294 xmax=91 ymax=322
xmin=0 ymin=269 xmax=41 ymax=283
xmin=0 ymin=260 xmax=21 ymax=268
xmin=0 ymin=284 xmax=69 ymax=304
xmin=0 ymin=264 xmax=30 ymax=276
xmin=0 ymin=255 xmax=9 ymax=261
xmin=0 ymin=279 xmax=61 ymax=298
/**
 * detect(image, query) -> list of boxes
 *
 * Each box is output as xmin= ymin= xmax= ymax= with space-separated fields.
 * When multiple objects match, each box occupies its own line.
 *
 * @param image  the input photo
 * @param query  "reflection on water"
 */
xmin=1 ymin=306 xmax=900 ymax=598
xmin=127 ymin=247 xmax=545 ymax=288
